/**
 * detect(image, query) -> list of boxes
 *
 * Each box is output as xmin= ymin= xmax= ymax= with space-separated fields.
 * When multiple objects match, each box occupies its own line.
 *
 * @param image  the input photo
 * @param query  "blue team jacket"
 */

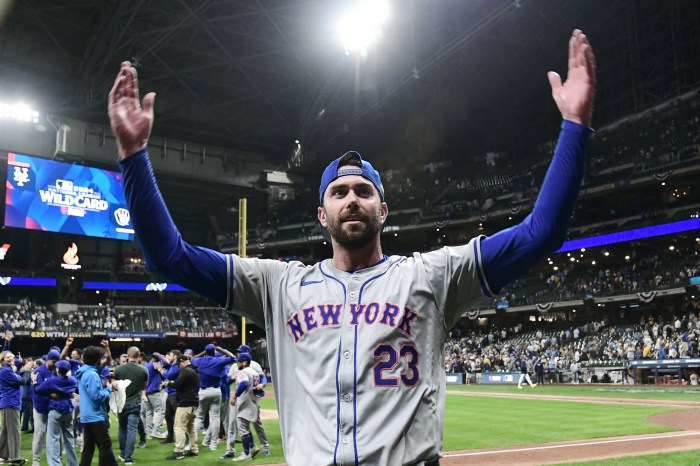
xmin=35 ymin=375 xmax=78 ymax=413
xmin=0 ymin=365 xmax=23 ymax=409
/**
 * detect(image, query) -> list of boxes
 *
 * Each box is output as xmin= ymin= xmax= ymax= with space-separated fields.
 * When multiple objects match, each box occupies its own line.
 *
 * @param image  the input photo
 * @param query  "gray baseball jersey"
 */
xmin=225 ymin=236 xmax=488 ymax=465
xmin=235 ymin=366 xmax=261 ymax=422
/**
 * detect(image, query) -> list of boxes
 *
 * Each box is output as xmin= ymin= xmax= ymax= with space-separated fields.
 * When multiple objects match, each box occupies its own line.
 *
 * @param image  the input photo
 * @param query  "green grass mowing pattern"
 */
xmin=556 ymin=449 xmax=700 ymax=466
xmin=18 ymin=394 xmax=686 ymax=464
xmin=448 ymin=383 xmax=700 ymax=401
xmin=442 ymin=395 xmax=680 ymax=451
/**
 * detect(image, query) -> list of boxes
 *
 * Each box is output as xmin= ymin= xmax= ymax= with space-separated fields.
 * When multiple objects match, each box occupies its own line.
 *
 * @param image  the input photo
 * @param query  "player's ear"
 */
xmin=318 ymin=206 xmax=328 ymax=228
xmin=379 ymin=202 xmax=388 ymax=225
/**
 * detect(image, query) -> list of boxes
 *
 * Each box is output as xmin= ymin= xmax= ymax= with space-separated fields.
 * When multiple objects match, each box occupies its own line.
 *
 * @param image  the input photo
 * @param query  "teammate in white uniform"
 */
xmin=109 ymin=29 xmax=596 ymax=465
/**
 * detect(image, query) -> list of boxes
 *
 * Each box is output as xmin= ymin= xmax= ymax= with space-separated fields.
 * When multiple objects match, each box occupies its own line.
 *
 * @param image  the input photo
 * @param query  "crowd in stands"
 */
xmin=444 ymin=307 xmax=700 ymax=385
xmin=0 ymin=299 xmax=53 ymax=331
xmin=487 ymin=240 xmax=700 ymax=309
xmin=0 ymin=299 xmax=237 ymax=335
xmin=223 ymin=99 xmax=700 ymax=250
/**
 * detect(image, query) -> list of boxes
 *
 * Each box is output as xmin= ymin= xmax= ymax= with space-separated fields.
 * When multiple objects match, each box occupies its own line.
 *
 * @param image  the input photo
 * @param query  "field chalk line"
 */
xmin=443 ymin=431 xmax=700 ymax=457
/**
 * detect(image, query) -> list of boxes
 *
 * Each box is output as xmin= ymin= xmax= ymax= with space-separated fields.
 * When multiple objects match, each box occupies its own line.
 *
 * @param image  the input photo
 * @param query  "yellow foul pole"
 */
xmin=238 ymin=198 xmax=247 ymax=345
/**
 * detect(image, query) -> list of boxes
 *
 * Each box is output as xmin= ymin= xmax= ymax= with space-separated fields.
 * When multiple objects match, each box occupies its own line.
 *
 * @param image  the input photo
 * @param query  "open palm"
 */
xmin=108 ymin=61 xmax=156 ymax=159
xmin=547 ymin=29 xmax=596 ymax=127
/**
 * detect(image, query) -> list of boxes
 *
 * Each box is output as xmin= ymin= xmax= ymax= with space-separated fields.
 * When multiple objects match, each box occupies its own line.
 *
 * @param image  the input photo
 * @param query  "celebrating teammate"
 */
xmin=109 ymin=29 xmax=596 ymax=465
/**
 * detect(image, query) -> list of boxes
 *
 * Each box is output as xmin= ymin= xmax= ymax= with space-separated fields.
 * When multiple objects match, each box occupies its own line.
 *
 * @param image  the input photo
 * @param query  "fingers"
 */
xmin=547 ymin=71 xmax=562 ymax=94
xmin=583 ymin=43 xmax=597 ymax=86
xmin=142 ymin=92 xmax=156 ymax=116
xmin=109 ymin=62 xmax=132 ymax=106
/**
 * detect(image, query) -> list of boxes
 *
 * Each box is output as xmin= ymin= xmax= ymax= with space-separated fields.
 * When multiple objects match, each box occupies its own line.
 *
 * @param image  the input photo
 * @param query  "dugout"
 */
xmin=629 ymin=358 xmax=700 ymax=385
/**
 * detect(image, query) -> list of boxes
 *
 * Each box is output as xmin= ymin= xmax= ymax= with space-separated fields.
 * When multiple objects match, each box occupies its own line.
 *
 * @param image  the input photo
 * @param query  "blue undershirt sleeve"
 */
xmin=479 ymin=120 xmax=594 ymax=294
xmin=119 ymin=150 xmax=228 ymax=306
xmin=235 ymin=381 xmax=249 ymax=398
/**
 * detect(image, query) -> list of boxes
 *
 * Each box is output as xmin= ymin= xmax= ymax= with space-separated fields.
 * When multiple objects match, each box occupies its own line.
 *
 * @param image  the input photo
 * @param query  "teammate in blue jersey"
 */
xmin=109 ymin=30 xmax=596 ymax=466
xmin=192 ymin=344 xmax=235 ymax=451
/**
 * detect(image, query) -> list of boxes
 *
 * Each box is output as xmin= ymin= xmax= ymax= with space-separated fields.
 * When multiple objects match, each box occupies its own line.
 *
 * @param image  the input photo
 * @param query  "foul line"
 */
xmin=443 ymin=431 xmax=700 ymax=457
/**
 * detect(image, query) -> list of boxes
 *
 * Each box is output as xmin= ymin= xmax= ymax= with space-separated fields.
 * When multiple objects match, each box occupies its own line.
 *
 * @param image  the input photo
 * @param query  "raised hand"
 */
xmin=547 ymin=29 xmax=596 ymax=127
xmin=108 ymin=61 xmax=156 ymax=159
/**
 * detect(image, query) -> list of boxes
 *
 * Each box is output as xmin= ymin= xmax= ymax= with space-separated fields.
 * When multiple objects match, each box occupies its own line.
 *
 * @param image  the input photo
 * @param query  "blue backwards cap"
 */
xmin=319 ymin=151 xmax=384 ymax=205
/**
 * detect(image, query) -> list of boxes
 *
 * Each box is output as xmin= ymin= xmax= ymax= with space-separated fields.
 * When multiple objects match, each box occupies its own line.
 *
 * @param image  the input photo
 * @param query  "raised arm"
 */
xmin=479 ymin=29 xmax=596 ymax=294
xmin=108 ymin=62 xmax=228 ymax=305
xmin=60 ymin=337 xmax=73 ymax=360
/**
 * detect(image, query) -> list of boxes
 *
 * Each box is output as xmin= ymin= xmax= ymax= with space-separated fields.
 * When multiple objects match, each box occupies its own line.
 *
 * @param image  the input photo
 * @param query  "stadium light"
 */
xmin=336 ymin=0 xmax=390 ymax=54
xmin=0 ymin=102 xmax=39 ymax=123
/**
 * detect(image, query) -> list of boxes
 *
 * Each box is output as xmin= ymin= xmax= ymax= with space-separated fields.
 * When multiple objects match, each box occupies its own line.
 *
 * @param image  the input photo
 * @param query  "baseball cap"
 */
xmin=184 ymin=348 xmax=194 ymax=355
xmin=236 ymin=353 xmax=252 ymax=363
xmin=177 ymin=354 xmax=191 ymax=363
xmin=234 ymin=345 xmax=251 ymax=354
xmin=47 ymin=350 xmax=61 ymax=361
xmin=56 ymin=360 xmax=71 ymax=372
xmin=205 ymin=343 xmax=216 ymax=352
xmin=319 ymin=151 xmax=384 ymax=205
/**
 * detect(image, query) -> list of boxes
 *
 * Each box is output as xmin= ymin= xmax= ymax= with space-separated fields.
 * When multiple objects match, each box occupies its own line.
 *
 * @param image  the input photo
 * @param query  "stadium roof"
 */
xmin=0 ymin=0 xmax=698 ymax=172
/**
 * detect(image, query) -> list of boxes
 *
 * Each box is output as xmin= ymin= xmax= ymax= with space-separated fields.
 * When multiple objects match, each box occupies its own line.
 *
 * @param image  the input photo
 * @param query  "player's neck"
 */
xmin=331 ymin=240 xmax=384 ymax=272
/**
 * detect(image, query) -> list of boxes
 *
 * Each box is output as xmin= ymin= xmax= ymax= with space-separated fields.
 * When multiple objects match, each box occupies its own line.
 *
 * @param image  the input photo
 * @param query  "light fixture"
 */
xmin=336 ymin=0 xmax=390 ymax=53
xmin=0 ymin=102 xmax=39 ymax=123
xmin=669 ymin=245 xmax=675 ymax=251
xmin=604 ymin=251 xmax=609 ymax=256
xmin=591 ymin=261 xmax=596 ymax=265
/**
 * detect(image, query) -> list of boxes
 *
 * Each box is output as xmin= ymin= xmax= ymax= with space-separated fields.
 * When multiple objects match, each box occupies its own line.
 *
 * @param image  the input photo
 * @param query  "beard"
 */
xmin=325 ymin=208 xmax=383 ymax=250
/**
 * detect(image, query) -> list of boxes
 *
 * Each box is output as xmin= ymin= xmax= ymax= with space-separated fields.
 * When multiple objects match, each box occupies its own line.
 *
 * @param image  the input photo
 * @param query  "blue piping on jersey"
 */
xmin=319 ymin=263 xmax=346 ymax=466
xmin=226 ymin=255 xmax=234 ymax=310
xmin=354 ymin=257 xmax=403 ymax=465
xmin=473 ymin=236 xmax=494 ymax=298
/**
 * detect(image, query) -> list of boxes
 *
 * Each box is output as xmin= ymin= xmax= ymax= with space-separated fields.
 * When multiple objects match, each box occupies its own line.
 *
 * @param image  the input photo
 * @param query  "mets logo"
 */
xmin=114 ymin=208 xmax=131 ymax=226
xmin=146 ymin=283 xmax=168 ymax=292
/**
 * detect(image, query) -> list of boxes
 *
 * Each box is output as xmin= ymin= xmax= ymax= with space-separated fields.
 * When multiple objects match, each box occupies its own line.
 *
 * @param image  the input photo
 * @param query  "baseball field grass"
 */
xmin=18 ymin=384 xmax=699 ymax=465
xmin=558 ymin=449 xmax=700 ymax=466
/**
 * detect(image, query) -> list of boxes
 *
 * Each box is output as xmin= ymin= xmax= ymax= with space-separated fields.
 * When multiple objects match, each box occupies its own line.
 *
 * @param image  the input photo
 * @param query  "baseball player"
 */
xmin=109 ymin=29 xmax=596 ymax=465
xmin=233 ymin=345 xmax=269 ymax=455
xmin=229 ymin=353 xmax=262 ymax=461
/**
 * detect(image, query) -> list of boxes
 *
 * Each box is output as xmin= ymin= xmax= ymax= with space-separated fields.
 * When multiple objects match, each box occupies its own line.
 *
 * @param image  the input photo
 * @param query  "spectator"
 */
xmin=164 ymin=354 xmax=200 ymax=460
xmin=0 ymin=350 xmax=26 ymax=465
xmin=76 ymin=344 xmax=118 ymax=466
xmin=114 ymin=347 xmax=148 ymax=465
